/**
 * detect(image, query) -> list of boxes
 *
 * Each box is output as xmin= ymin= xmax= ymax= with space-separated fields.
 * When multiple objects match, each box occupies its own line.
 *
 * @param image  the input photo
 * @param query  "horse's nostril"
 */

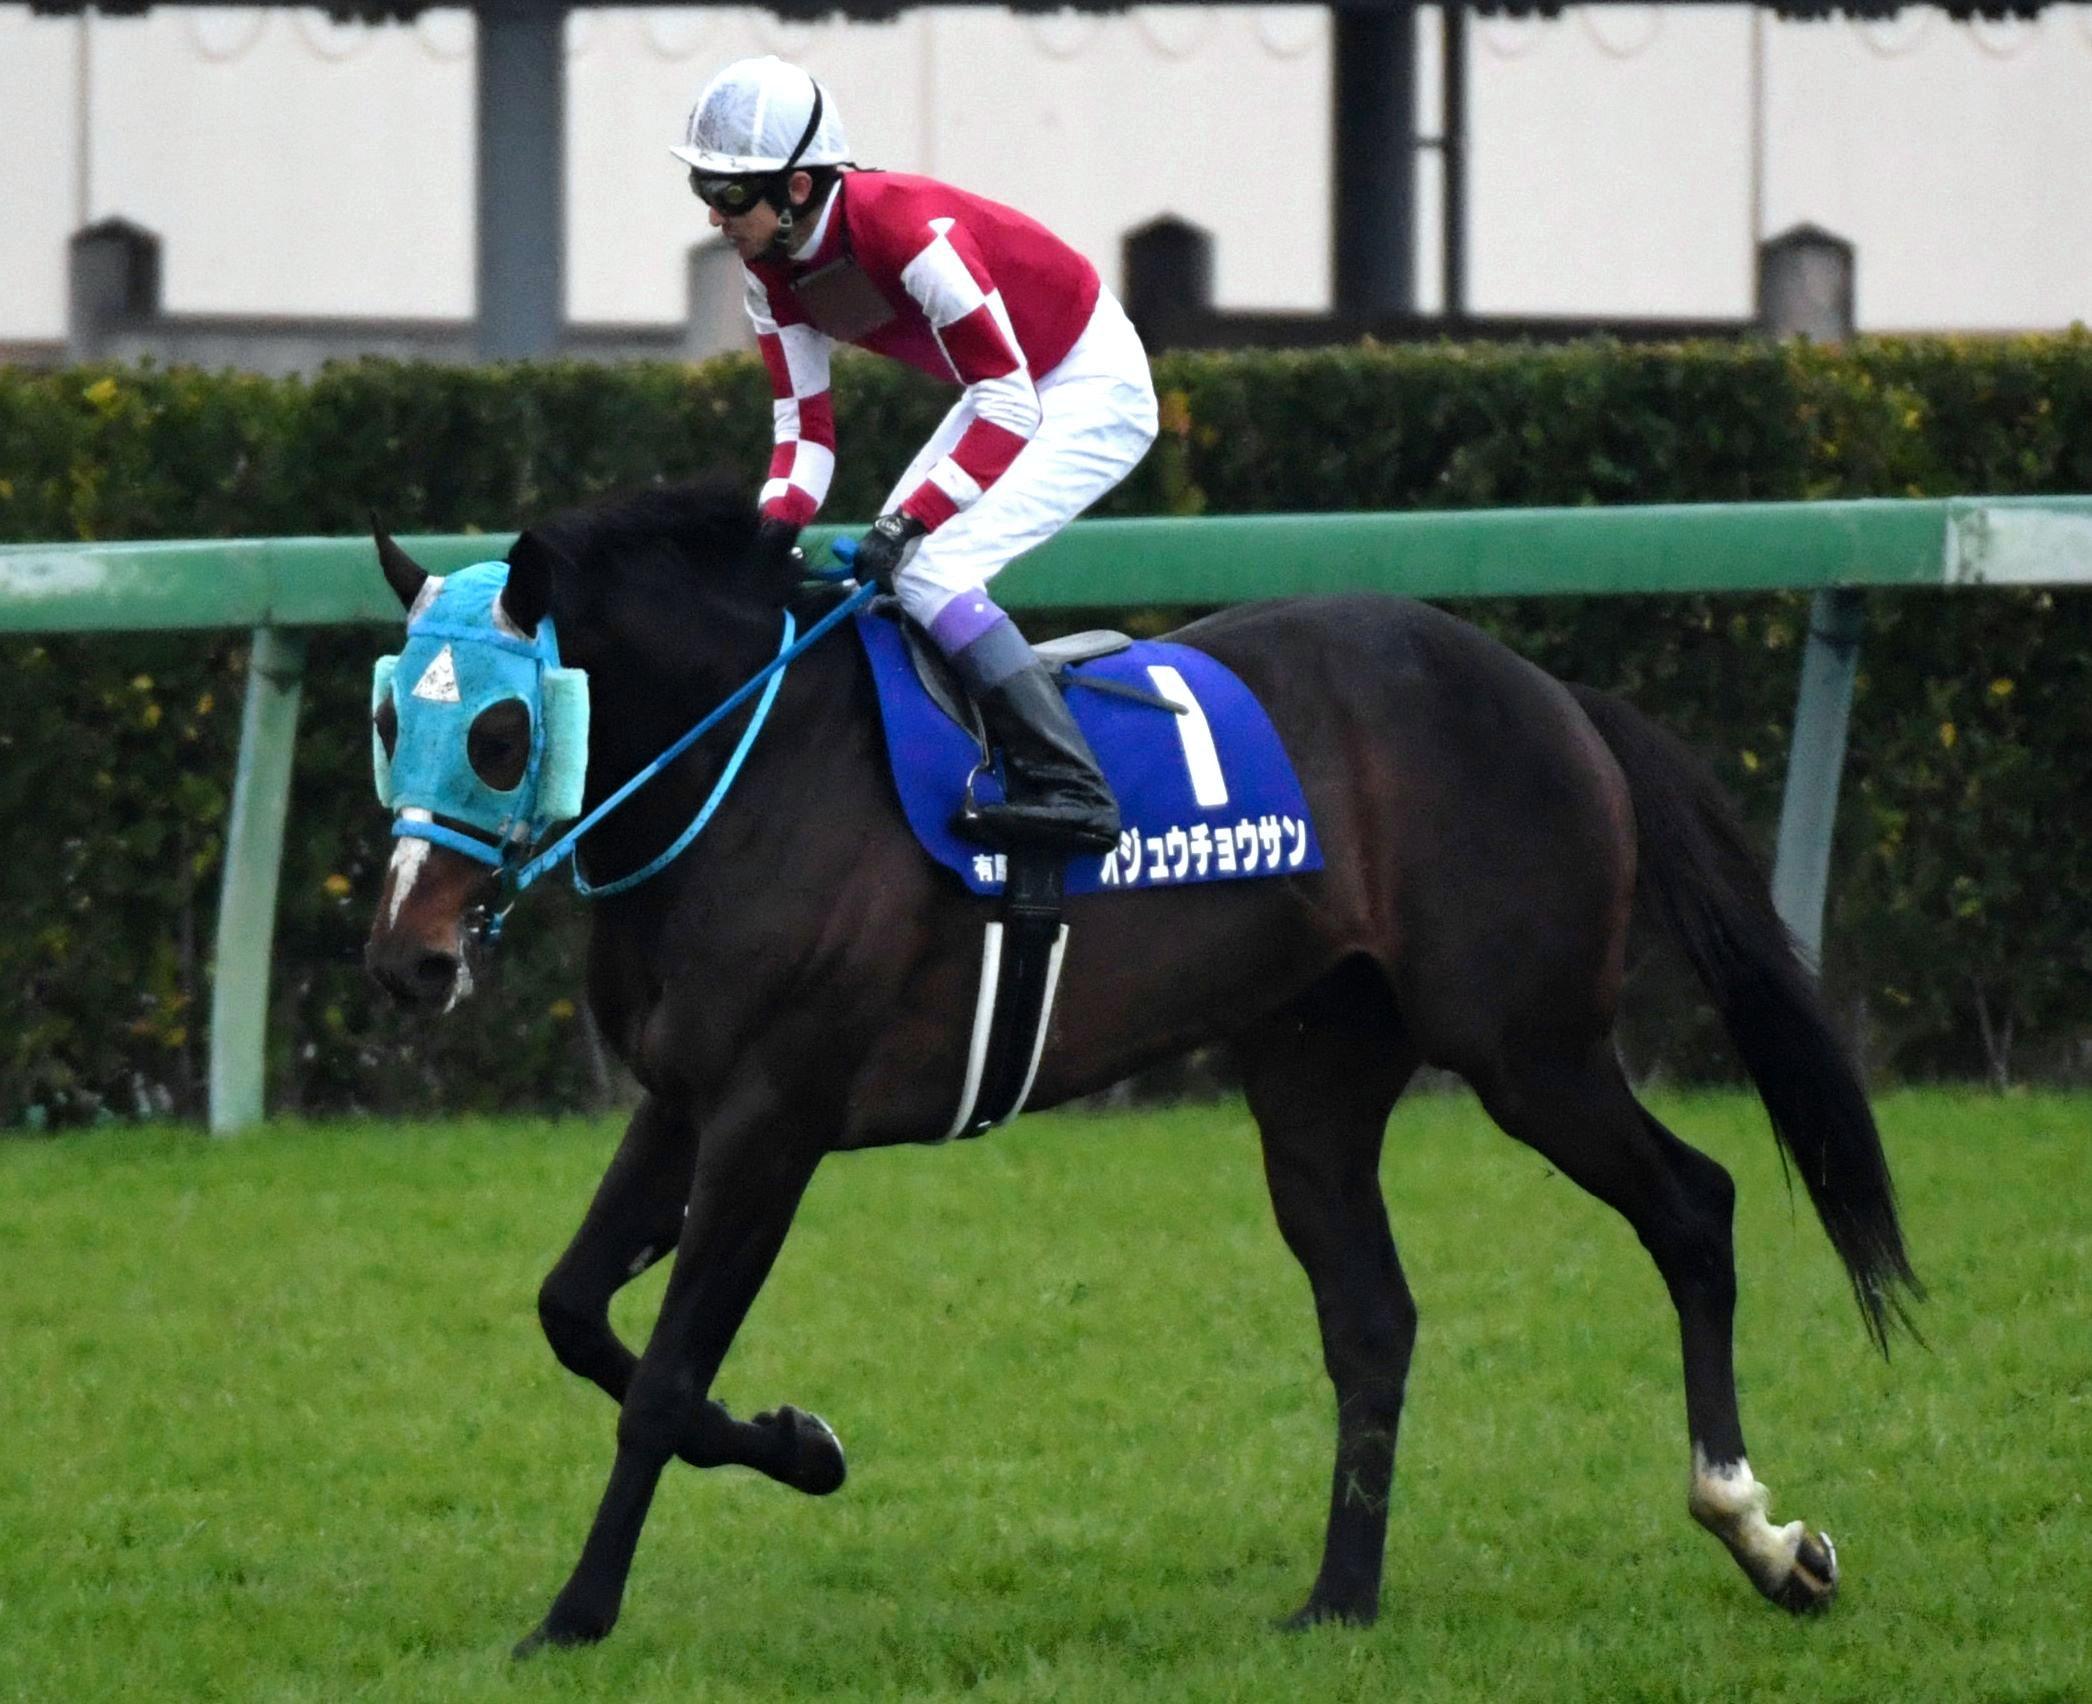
xmin=411 ymin=950 xmax=460 ymax=999
xmin=367 ymin=941 xmax=461 ymax=1008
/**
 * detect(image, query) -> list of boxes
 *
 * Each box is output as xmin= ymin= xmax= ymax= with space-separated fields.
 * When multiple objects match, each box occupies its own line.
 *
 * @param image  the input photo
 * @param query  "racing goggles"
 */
xmin=689 ymin=170 xmax=778 ymax=216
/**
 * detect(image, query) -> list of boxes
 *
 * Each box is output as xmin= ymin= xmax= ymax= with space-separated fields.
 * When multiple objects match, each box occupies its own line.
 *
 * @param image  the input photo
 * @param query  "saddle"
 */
xmin=887 ymin=599 xmax=1162 ymax=760
xmin=855 ymin=600 xmax=1320 ymax=901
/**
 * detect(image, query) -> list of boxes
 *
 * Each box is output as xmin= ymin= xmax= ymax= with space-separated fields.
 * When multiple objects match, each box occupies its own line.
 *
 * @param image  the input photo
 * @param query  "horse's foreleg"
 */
xmin=1239 ymin=968 xmax=1418 ymax=1629
xmin=518 ymin=1082 xmax=825 ymax=1656
xmin=537 ymin=1094 xmax=845 ymax=1495
xmin=537 ymin=1096 xmax=691 ymax=1394
xmin=1473 ymin=1044 xmax=1838 ymax=1614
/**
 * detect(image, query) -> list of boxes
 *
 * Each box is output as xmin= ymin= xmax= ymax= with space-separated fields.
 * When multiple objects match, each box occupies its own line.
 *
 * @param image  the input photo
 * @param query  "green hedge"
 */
xmin=3 ymin=336 xmax=2089 ymax=1124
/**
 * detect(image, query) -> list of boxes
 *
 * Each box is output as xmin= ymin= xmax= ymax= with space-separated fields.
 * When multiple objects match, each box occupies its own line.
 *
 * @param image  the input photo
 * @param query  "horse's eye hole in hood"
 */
xmin=467 ymin=698 xmax=532 ymax=793
xmin=373 ymin=696 xmax=398 ymax=759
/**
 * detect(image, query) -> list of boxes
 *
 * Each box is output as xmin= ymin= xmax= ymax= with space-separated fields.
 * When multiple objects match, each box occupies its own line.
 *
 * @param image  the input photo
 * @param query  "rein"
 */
xmin=498 ymin=572 xmax=880 ymax=916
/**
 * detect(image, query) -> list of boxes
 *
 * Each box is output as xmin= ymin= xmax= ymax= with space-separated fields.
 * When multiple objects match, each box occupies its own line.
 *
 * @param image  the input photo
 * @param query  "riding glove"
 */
xmin=853 ymin=511 xmax=926 ymax=592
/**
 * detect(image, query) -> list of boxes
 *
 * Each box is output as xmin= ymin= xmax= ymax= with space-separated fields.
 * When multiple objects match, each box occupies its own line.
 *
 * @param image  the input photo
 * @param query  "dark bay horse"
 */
xmin=363 ymin=481 xmax=1918 ymax=1655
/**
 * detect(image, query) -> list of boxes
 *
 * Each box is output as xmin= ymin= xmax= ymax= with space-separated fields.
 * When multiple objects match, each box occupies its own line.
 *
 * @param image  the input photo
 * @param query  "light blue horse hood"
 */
xmin=373 ymin=560 xmax=590 ymax=852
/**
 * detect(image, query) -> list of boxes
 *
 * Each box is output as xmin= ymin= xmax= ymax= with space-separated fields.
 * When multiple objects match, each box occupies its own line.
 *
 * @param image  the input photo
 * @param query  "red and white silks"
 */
xmin=881 ymin=288 xmax=1156 ymax=630
xmin=741 ymin=171 xmax=1157 ymax=628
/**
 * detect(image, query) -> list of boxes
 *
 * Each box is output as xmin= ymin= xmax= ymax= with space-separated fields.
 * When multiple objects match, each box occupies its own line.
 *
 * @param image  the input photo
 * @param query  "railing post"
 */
xmin=1760 ymin=221 xmax=1860 ymax=969
xmin=1771 ymin=588 xmax=1865 ymax=966
xmin=208 ymin=625 xmax=307 ymax=1134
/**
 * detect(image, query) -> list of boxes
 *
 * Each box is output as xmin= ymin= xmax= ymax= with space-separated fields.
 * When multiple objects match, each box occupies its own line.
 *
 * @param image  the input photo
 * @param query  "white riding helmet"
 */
xmin=670 ymin=56 xmax=850 ymax=177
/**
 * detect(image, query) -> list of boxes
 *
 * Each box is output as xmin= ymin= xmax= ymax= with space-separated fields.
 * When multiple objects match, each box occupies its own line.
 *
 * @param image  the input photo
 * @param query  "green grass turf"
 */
xmin=1 ymin=1089 xmax=2087 ymax=1702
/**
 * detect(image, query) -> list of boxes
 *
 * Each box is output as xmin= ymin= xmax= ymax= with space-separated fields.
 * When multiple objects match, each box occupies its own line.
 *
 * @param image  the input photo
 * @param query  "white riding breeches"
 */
xmin=885 ymin=288 xmax=1159 ymax=631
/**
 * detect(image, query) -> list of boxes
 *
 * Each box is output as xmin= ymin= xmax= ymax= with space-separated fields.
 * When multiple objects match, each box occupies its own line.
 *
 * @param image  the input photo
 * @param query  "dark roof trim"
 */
xmin=24 ymin=0 xmax=2060 ymax=20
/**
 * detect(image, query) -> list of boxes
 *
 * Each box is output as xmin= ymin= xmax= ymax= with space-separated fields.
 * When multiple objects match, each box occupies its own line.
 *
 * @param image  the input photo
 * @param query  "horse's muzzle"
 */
xmin=366 ymin=939 xmax=465 ymax=1011
xmin=367 ymin=826 xmax=499 ymax=1011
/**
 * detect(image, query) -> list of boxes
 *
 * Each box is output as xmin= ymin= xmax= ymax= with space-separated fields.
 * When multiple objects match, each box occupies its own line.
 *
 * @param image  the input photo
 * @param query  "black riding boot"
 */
xmin=960 ymin=659 xmax=1122 ymax=854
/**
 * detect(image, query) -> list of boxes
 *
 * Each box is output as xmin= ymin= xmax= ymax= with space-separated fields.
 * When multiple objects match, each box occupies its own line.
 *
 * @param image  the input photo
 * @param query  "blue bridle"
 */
xmin=375 ymin=547 xmax=879 ymax=920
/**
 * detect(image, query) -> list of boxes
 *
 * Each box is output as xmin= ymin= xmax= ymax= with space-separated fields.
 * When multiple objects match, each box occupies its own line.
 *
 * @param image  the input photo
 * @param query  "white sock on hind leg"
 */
xmin=1688 ymin=1445 xmax=1810 ymax=1589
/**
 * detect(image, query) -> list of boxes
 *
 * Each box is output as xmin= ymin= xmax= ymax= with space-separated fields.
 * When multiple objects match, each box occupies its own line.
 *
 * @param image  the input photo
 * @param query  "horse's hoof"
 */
xmin=758 ymin=1405 xmax=847 ymax=1496
xmin=511 ymin=1603 xmax=615 ymax=1660
xmin=1769 ymin=1529 xmax=1838 ymax=1615
xmin=512 ymin=1621 xmax=585 ymax=1661
xmin=1689 ymin=1454 xmax=1839 ymax=1616
xmin=1279 ymin=1595 xmax=1377 ymax=1632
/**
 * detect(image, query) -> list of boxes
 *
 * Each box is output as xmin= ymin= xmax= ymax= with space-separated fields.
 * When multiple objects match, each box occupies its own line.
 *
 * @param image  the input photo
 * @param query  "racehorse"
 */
xmin=362 ymin=480 xmax=1919 ymax=1656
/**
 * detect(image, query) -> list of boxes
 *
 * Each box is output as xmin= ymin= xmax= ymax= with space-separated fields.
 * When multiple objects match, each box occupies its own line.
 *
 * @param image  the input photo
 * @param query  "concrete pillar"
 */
xmin=1122 ymin=214 xmax=1215 ymax=351
xmin=1440 ymin=1 xmax=1468 ymax=317
xmin=1332 ymin=1 xmax=1417 ymax=316
xmin=68 ymin=217 xmax=160 ymax=361
xmin=1757 ymin=223 xmax=1856 ymax=343
xmin=477 ymin=0 xmax=566 ymax=360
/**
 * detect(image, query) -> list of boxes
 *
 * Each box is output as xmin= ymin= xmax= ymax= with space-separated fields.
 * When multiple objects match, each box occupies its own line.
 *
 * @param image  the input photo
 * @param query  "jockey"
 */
xmin=672 ymin=55 xmax=1158 ymax=855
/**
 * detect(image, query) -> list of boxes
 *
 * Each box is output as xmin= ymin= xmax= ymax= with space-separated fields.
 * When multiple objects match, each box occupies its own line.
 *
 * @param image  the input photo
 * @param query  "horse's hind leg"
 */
xmin=536 ymin=1094 xmax=845 ymax=1495
xmin=1237 ymin=961 xmax=1419 ymax=1629
xmin=1470 ymin=1043 xmax=1837 ymax=1613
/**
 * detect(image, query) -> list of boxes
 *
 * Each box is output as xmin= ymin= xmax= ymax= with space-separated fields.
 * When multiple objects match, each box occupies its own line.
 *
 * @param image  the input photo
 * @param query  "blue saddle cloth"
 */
xmin=854 ymin=610 xmax=1323 ymax=897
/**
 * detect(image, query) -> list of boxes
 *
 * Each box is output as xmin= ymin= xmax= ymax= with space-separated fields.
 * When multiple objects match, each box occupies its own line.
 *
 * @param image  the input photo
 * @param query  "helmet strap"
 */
xmin=762 ymin=76 xmax=826 ymax=244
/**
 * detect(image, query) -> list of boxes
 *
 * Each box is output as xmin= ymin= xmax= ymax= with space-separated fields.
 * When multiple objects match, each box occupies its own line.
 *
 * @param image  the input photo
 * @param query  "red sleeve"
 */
xmin=743 ymin=264 xmax=836 ymax=525
xmin=890 ymin=218 xmax=1042 ymax=532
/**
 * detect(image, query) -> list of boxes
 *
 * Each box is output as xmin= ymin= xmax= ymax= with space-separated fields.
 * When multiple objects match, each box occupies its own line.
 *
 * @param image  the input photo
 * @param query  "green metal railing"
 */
xmin=5 ymin=495 xmax=2090 ymax=1132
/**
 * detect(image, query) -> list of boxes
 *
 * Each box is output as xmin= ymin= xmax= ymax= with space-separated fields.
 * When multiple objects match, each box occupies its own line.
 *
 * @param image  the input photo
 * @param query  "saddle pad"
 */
xmin=854 ymin=609 xmax=1323 ymax=897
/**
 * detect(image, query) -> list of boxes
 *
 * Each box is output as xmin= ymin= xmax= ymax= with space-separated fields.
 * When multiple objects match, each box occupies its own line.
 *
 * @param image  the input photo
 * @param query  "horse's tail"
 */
xmin=1568 ymin=682 xmax=1922 ymax=1353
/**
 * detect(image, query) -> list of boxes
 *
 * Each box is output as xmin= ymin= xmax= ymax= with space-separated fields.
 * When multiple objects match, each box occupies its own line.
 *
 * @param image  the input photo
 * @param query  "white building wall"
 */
xmin=3 ymin=3 xmax=2091 ymax=343
xmin=1762 ymin=8 xmax=2092 ymax=330
xmin=0 ymin=8 xmax=89 ymax=336
xmin=1457 ymin=7 xmax=1758 ymax=317
xmin=564 ymin=5 xmax=1331 ymax=324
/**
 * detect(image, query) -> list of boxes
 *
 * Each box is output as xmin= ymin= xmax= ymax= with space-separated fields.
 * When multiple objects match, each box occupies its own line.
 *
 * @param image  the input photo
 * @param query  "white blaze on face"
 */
xmin=385 ymin=808 xmax=436 ymax=930
xmin=1688 ymin=1445 xmax=1811 ymax=1590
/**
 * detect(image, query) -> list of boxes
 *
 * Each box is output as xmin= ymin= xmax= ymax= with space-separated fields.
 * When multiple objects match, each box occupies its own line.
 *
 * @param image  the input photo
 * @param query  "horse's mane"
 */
xmin=527 ymin=477 xmax=803 ymax=638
